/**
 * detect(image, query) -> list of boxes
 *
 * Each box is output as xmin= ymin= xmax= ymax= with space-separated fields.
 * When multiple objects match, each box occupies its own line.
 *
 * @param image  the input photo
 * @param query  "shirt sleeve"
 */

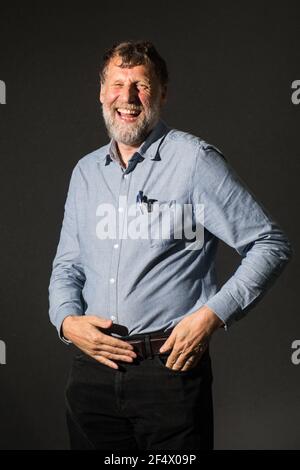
xmin=192 ymin=143 xmax=293 ymax=328
xmin=48 ymin=164 xmax=86 ymax=343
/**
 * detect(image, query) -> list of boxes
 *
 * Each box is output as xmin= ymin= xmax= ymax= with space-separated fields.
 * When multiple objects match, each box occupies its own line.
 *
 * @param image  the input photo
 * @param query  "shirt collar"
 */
xmin=102 ymin=119 xmax=170 ymax=168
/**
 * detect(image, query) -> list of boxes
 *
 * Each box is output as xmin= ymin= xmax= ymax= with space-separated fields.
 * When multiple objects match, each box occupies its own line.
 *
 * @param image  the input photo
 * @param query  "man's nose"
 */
xmin=120 ymin=84 xmax=139 ymax=103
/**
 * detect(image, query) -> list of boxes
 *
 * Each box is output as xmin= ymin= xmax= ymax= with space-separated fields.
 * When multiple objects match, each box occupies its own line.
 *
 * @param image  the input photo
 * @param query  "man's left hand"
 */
xmin=159 ymin=306 xmax=224 ymax=371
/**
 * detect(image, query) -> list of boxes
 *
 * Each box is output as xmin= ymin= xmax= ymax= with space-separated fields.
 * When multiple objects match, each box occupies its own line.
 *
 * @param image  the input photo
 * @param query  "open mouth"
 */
xmin=115 ymin=108 xmax=142 ymax=122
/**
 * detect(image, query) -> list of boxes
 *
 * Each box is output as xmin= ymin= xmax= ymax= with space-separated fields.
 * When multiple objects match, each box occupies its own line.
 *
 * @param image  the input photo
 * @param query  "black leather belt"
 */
xmin=124 ymin=330 xmax=172 ymax=359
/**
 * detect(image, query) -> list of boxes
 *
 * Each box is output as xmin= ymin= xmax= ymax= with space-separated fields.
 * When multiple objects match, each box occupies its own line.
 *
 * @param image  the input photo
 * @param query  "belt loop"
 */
xmin=144 ymin=335 xmax=153 ymax=359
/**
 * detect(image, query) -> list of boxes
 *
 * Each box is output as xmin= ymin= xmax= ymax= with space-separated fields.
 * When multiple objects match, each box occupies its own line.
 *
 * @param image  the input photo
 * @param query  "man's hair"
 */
xmin=99 ymin=40 xmax=169 ymax=89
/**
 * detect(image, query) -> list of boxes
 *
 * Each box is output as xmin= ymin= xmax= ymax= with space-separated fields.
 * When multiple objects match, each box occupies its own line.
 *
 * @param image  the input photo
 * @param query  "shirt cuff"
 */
xmin=59 ymin=326 xmax=73 ymax=345
xmin=205 ymin=291 xmax=242 ymax=330
xmin=55 ymin=307 xmax=83 ymax=345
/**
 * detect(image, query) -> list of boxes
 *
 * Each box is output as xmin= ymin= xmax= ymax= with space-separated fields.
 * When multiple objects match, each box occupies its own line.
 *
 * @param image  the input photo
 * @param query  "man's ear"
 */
xmin=99 ymin=82 xmax=105 ymax=104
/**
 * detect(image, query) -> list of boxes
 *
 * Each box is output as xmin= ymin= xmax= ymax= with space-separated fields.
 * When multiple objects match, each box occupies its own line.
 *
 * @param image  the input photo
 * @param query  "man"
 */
xmin=49 ymin=40 xmax=292 ymax=450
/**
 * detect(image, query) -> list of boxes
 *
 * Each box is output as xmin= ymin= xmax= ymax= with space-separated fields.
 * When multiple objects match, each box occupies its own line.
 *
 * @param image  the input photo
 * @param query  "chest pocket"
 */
xmin=128 ymin=199 xmax=178 ymax=248
xmin=147 ymin=200 xmax=184 ymax=248
xmin=128 ymin=199 xmax=195 ymax=249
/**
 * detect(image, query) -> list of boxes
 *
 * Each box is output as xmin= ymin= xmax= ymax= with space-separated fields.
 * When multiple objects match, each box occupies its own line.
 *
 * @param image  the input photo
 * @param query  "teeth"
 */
xmin=117 ymin=108 xmax=140 ymax=116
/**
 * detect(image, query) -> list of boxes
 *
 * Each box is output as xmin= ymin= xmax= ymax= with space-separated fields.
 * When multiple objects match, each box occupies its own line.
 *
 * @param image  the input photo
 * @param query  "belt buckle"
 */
xmin=130 ymin=335 xmax=153 ymax=360
xmin=128 ymin=331 xmax=171 ymax=360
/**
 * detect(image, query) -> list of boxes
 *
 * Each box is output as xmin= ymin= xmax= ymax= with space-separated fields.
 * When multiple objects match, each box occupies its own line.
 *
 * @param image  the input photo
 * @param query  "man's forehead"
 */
xmin=106 ymin=56 xmax=155 ymax=80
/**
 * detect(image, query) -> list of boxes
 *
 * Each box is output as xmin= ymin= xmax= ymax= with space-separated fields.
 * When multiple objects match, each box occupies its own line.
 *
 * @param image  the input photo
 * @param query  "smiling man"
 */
xmin=100 ymin=47 xmax=167 ymax=165
xmin=49 ymin=40 xmax=292 ymax=450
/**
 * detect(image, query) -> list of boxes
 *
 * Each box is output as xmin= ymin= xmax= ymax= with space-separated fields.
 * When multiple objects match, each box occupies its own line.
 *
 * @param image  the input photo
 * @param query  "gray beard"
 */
xmin=102 ymin=99 xmax=161 ymax=147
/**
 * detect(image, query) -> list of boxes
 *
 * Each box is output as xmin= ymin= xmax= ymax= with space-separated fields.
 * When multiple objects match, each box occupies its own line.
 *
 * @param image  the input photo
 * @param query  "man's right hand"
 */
xmin=62 ymin=315 xmax=137 ymax=369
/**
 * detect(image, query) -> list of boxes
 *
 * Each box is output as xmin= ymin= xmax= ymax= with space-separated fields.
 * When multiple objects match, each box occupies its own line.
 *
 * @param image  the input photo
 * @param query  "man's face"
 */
xmin=100 ymin=56 xmax=166 ymax=146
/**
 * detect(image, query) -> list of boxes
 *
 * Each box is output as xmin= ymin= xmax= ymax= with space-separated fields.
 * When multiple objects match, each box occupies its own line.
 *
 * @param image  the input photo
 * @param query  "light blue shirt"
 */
xmin=48 ymin=120 xmax=292 ymax=341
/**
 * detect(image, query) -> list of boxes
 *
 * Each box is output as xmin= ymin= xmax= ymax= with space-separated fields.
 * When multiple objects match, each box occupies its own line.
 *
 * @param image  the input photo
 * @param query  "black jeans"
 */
xmin=65 ymin=348 xmax=214 ymax=450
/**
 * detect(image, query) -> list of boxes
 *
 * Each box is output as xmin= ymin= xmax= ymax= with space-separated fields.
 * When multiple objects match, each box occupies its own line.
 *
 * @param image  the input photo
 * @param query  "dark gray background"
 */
xmin=0 ymin=1 xmax=299 ymax=450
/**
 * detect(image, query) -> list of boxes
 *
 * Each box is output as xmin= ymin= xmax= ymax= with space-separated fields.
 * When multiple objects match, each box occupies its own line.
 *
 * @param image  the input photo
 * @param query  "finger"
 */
xmin=89 ymin=327 xmax=135 ymax=351
xmin=96 ymin=344 xmax=137 ymax=358
xmin=171 ymin=354 xmax=191 ymax=371
xmin=165 ymin=347 xmax=182 ymax=369
xmin=100 ymin=351 xmax=135 ymax=363
xmin=159 ymin=334 xmax=176 ymax=354
xmin=76 ymin=347 xmax=120 ymax=369
xmin=169 ymin=349 xmax=195 ymax=370
xmin=101 ymin=334 xmax=135 ymax=351
xmin=92 ymin=354 xmax=119 ymax=370
xmin=193 ymin=341 xmax=208 ymax=356
xmin=172 ymin=341 xmax=207 ymax=371
xmin=181 ymin=356 xmax=199 ymax=372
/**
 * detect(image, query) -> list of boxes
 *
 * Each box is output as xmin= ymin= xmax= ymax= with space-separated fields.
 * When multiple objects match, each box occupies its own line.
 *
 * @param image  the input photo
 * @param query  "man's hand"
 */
xmin=62 ymin=315 xmax=137 ymax=369
xmin=159 ymin=306 xmax=224 ymax=371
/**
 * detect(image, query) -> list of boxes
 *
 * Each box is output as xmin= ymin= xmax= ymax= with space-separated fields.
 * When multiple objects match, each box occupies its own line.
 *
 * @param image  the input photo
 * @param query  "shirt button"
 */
xmin=114 ymin=244 xmax=119 ymax=249
xmin=109 ymin=278 xmax=115 ymax=284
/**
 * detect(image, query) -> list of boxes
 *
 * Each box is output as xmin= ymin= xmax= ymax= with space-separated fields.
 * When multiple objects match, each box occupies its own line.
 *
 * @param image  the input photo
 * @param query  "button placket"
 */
xmin=108 ymin=170 xmax=132 ymax=324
